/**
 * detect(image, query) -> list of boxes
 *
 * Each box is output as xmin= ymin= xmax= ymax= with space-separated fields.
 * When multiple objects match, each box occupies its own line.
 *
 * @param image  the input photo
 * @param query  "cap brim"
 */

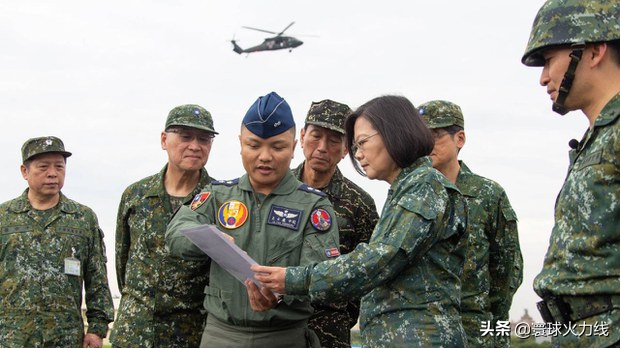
xmin=167 ymin=123 xmax=219 ymax=134
xmin=305 ymin=121 xmax=345 ymax=134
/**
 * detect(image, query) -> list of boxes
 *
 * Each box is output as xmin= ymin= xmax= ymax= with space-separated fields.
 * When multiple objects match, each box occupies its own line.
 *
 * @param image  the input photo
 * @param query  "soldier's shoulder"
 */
xmin=460 ymin=170 xmax=508 ymax=198
xmin=339 ymin=175 xmax=374 ymax=200
xmin=123 ymin=172 xmax=162 ymax=195
xmin=0 ymin=196 xmax=20 ymax=212
xmin=297 ymin=183 xmax=327 ymax=197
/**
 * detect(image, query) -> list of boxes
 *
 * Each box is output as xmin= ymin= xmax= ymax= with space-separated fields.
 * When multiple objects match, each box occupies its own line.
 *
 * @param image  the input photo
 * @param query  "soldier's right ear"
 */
xmin=161 ymin=131 xmax=168 ymax=150
xmin=20 ymin=164 xmax=29 ymax=180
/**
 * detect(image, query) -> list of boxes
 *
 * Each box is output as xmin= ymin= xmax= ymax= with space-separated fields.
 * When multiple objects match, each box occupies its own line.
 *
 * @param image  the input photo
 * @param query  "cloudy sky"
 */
xmin=1 ymin=1 xmax=590 ymax=323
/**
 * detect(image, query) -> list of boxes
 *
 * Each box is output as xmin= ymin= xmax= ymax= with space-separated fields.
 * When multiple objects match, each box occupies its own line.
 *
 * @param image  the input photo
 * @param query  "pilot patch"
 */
xmin=190 ymin=192 xmax=210 ymax=211
xmin=310 ymin=208 xmax=332 ymax=231
xmin=267 ymin=205 xmax=302 ymax=231
xmin=218 ymin=200 xmax=248 ymax=229
xmin=325 ymin=247 xmax=341 ymax=258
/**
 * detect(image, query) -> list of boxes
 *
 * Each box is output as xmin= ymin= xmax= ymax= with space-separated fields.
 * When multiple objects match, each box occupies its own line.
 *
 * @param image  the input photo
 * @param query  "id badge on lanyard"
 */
xmin=64 ymin=247 xmax=81 ymax=276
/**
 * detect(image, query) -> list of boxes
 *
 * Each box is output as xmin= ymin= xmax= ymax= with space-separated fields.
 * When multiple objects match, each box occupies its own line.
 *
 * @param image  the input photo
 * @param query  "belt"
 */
xmin=537 ymin=295 xmax=620 ymax=324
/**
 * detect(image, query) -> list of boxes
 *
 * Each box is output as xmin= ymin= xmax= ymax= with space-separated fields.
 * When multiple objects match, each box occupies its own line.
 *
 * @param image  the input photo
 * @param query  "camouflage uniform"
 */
xmin=522 ymin=1 xmax=620 ymax=346
xmin=287 ymin=157 xmax=469 ymax=347
xmin=110 ymin=165 xmax=213 ymax=348
xmin=533 ymin=93 xmax=620 ymax=346
xmin=419 ymin=100 xmax=523 ymax=347
xmin=456 ymin=161 xmax=522 ymax=348
xmin=0 ymin=191 xmax=114 ymax=347
xmin=294 ymin=99 xmax=379 ymax=348
xmin=293 ymin=163 xmax=378 ymax=347
xmin=111 ymin=103 xmax=218 ymax=347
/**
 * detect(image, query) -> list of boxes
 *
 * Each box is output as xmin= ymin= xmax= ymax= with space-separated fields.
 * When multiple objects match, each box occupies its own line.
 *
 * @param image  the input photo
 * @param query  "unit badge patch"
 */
xmin=310 ymin=208 xmax=332 ymax=231
xmin=190 ymin=192 xmax=210 ymax=211
xmin=218 ymin=200 xmax=248 ymax=229
xmin=267 ymin=205 xmax=302 ymax=231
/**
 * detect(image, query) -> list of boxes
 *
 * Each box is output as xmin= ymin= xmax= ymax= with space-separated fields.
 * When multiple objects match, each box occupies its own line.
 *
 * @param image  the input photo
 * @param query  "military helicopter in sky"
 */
xmin=231 ymin=22 xmax=305 ymax=54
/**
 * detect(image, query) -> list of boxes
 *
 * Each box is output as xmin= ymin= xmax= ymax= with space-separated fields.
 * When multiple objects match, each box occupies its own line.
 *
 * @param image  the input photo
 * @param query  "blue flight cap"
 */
xmin=242 ymin=91 xmax=295 ymax=138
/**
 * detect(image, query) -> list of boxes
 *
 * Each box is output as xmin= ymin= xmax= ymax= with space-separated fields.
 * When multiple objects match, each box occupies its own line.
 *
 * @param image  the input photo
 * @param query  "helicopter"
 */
xmin=231 ymin=22 xmax=304 ymax=54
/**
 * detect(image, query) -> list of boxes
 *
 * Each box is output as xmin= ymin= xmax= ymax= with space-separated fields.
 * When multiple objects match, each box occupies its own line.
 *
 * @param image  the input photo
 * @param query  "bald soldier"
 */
xmin=293 ymin=99 xmax=379 ymax=348
xmin=111 ymin=105 xmax=217 ymax=347
xmin=419 ymin=101 xmax=523 ymax=347
xmin=166 ymin=92 xmax=341 ymax=348
xmin=0 ymin=136 xmax=114 ymax=348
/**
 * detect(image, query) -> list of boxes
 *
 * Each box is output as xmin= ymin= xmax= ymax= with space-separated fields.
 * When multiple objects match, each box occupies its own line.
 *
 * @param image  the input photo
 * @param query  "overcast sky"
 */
xmin=0 ymin=1 xmax=590 ymax=323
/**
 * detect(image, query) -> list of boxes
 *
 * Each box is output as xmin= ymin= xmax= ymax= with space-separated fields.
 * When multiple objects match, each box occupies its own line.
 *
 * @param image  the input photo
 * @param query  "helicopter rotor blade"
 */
xmin=241 ymin=26 xmax=277 ymax=35
xmin=278 ymin=21 xmax=295 ymax=36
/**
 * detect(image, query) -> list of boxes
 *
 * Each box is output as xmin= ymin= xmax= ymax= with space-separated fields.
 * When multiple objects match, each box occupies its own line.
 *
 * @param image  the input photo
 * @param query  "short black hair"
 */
xmin=608 ymin=40 xmax=620 ymax=66
xmin=345 ymin=95 xmax=434 ymax=176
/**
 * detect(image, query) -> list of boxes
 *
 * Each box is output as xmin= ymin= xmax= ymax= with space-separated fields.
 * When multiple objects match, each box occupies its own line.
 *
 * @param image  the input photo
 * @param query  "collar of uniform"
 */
xmin=9 ymin=190 xmax=78 ymax=214
xmin=390 ymin=156 xmax=431 ymax=192
xmin=455 ymin=160 xmax=479 ymax=198
xmin=238 ymin=170 xmax=298 ymax=195
xmin=146 ymin=164 xmax=213 ymax=199
xmin=594 ymin=92 xmax=620 ymax=128
xmin=292 ymin=161 xmax=342 ymax=198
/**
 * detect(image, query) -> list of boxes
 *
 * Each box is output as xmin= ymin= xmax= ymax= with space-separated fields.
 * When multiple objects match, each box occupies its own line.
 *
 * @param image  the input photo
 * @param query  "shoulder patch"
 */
xmin=218 ymin=200 xmax=248 ymax=229
xmin=190 ymin=192 xmax=211 ymax=210
xmin=310 ymin=208 xmax=332 ymax=231
xmin=297 ymin=184 xmax=326 ymax=197
xmin=212 ymin=178 xmax=240 ymax=186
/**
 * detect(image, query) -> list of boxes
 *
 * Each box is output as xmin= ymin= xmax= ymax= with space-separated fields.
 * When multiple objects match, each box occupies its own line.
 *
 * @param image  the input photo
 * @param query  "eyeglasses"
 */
xmin=166 ymin=128 xmax=215 ymax=145
xmin=351 ymin=133 xmax=379 ymax=154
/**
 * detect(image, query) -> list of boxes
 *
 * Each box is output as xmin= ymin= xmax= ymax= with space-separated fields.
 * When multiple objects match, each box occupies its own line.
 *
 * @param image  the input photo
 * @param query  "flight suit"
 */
xmin=166 ymin=171 xmax=340 ymax=348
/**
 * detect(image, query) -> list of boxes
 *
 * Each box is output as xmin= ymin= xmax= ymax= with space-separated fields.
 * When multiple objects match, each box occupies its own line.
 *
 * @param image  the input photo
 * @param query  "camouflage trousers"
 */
xmin=111 ymin=295 xmax=206 ymax=348
xmin=308 ymin=307 xmax=352 ymax=348
xmin=0 ymin=312 xmax=83 ymax=347
xmin=550 ymin=309 xmax=620 ymax=348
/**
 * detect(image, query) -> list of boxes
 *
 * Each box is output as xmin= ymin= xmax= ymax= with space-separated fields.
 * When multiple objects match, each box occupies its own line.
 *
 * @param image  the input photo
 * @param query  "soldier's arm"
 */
xmin=299 ymin=201 xmax=341 ymax=266
xmin=354 ymin=194 xmax=379 ymax=245
xmin=165 ymin=203 xmax=212 ymax=261
xmin=84 ymin=216 xmax=114 ymax=338
xmin=115 ymin=189 xmax=131 ymax=292
xmin=489 ymin=191 xmax=523 ymax=325
xmin=288 ymin=188 xmax=444 ymax=302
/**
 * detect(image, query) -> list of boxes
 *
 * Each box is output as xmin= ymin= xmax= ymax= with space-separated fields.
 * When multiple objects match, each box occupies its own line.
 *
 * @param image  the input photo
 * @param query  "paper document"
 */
xmin=181 ymin=224 xmax=259 ymax=286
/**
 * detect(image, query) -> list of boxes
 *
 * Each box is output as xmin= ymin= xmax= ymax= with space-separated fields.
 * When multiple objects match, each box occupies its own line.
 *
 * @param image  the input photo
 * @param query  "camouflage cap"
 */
xmin=522 ymin=0 xmax=620 ymax=66
xmin=305 ymin=99 xmax=351 ymax=135
xmin=243 ymin=91 xmax=295 ymax=139
xmin=418 ymin=100 xmax=465 ymax=129
xmin=165 ymin=104 xmax=218 ymax=134
xmin=21 ymin=136 xmax=72 ymax=163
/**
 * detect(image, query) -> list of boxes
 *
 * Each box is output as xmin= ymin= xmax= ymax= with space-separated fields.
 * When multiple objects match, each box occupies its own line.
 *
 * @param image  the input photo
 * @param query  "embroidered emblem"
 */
xmin=218 ymin=200 xmax=248 ymax=229
xmin=310 ymin=208 xmax=332 ymax=231
xmin=190 ymin=192 xmax=210 ymax=211
xmin=325 ymin=247 xmax=341 ymax=258
xmin=267 ymin=205 xmax=302 ymax=231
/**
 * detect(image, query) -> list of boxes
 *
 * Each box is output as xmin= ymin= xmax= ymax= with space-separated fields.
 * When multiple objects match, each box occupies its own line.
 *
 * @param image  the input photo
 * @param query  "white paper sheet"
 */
xmin=180 ymin=224 xmax=259 ymax=286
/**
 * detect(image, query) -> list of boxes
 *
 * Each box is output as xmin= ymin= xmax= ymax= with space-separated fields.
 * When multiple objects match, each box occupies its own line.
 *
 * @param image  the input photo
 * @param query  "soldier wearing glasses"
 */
xmin=111 ymin=104 xmax=217 ymax=347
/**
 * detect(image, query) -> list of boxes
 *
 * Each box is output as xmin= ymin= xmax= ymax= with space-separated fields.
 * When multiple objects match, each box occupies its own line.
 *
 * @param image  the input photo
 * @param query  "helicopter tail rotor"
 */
xmin=231 ymin=40 xmax=244 ymax=54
